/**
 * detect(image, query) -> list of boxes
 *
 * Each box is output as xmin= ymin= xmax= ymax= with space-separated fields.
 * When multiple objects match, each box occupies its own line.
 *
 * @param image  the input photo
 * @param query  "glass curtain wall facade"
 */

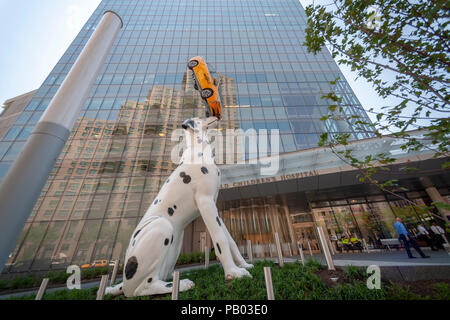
xmin=290 ymin=189 xmax=449 ymax=253
xmin=2 ymin=0 xmax=375 ymax=273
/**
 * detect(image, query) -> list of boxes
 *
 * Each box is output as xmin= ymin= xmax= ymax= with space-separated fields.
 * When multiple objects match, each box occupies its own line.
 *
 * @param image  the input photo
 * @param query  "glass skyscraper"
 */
xmin=1 ymin=0 xmax=377 ymax=274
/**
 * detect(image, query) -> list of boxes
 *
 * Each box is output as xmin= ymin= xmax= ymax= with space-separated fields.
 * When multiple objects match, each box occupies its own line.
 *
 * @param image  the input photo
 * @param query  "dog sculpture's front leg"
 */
xmin=195 ymin=194 xmax=252 ymax=279
xmin=222 ymin=224 xmax=254 ymax=269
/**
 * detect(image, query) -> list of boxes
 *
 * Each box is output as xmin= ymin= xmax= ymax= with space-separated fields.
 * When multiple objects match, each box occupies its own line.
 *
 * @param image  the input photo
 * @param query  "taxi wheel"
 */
xmin=188 ymin=60 xmax=199 ymax=69
xmin=201 ymin=88 xmax=213 ymax=99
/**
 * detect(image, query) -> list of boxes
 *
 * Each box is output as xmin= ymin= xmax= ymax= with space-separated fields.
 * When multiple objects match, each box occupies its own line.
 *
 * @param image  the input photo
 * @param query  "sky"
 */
xmin=0 ymin=0 xmax=391 ymax=124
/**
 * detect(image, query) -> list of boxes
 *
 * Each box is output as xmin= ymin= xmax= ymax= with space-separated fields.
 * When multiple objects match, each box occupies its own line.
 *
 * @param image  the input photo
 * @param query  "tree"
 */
xmin=303 ymin=0 xmax=450 ymax=220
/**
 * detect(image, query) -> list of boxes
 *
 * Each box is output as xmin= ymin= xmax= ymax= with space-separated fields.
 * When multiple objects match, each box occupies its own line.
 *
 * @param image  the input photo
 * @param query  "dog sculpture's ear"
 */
xmin=182 ymin=119 xmax=196 ymax=130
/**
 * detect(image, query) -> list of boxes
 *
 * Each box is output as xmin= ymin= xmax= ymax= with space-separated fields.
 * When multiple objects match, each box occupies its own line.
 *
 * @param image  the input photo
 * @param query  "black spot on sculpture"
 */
xmin=216 ymin=216 xmax=221 ymax=226
xmin=125 ymin=256 xmax=138 ymax=280
xmin=164 ymin=238 xmax=170 ymax=246
xmin=217 ymin=243 xmax=222 ymax=254
xmin=179 ymin=172 xmax=192 ymax=184
xmin=134 ymin=230 xmax=141 ymax=238
xmin=201 ymin=167 xmax=209 ymax=174
xmin=168 ymin=207 xmax=174 ymax=216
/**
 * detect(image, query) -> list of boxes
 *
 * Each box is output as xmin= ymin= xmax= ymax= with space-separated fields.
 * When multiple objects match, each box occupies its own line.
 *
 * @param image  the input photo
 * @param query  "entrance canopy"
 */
xmin=218 ymin=130 xmax=449 ymax=202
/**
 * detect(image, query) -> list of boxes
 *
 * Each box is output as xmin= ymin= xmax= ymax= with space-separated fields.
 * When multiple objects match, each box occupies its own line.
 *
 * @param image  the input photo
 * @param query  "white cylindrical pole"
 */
xmin=205 ymin=246 xmax=210 ymax=269
xmin=172 ymin=271 xmax=180 ymax=300
xmin=110 ymin=259 xmax=120 ymax=286
xmin=247 ymin=240 xmax=253 ymax=263
xmin=328 ymin=239 xmax=335 ymax=255
xmin=362 ymin=239 xmax=369 ymax=253
xmin=307 ymin=239 xmax=313 ymax=256
xmin=0 ymin=11 xmax=122 ymax=273
xmin=35 ymin=278 xmax=49 ymax=300
xmin=96 ymin=275 xmax=109 ymax=300
xmin=298 ymin=242 xmax=305 ymax=266
xmin=274 ymin=232 xmax=284 ymax=267
xmin=317 ymin=227 xmax=335 ymax=271
xmin=264 ymin=267 xmax=275 ymax=300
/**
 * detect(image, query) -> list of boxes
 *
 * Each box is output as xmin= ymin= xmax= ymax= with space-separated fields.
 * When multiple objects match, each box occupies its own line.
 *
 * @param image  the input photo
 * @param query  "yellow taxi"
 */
xmin=188 ymin=56 xmax=223 ymax=120
xmin=91 ymin=260 xmax=108 ymax=268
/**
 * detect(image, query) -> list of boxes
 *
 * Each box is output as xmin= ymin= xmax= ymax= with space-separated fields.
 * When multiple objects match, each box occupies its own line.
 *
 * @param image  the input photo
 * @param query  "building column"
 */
xmin=420 ymin=176 xmax=450 ymax=223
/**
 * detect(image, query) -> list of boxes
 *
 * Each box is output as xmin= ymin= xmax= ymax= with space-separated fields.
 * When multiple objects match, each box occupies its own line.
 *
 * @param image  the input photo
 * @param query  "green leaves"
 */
xmin=304 ymin=0 xmax=449 ymax=210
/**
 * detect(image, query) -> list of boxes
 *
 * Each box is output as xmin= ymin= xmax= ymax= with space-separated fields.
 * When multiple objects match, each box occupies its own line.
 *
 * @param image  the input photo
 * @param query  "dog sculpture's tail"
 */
xmin=105 ymin=282 xmax=124 ymax=297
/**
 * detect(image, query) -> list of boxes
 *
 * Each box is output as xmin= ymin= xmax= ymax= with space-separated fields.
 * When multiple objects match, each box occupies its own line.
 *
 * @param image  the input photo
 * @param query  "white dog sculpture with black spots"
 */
xmin=106 ymin=117 xmax=253 ymax=297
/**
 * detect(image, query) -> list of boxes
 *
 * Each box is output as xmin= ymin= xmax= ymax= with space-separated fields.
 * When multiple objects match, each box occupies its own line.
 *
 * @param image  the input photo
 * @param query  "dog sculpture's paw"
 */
xmin=239 ymin=262 xmax=254 ymax=269
xmin=225 ymin=267 xmax=252 ymax=280
xmin=180 ymin=279 xmax=195 ymax=291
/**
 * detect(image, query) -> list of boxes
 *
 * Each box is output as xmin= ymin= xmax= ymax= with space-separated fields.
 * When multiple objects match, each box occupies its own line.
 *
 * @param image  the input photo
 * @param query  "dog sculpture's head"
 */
xmin=182 ymin=117 xmax=218 ymax=133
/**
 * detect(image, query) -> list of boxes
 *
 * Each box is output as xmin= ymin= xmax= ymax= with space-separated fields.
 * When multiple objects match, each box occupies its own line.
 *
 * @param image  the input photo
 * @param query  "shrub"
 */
xmin=434 ymin=283 xmax=450 ymax=300
xmin=343 ymin=265 xmax=365 ymax=282
xmin=327 ymin=282 xmax=387 ymax=300
xmin=304 ymin=258 xmax=324 ymax=272
xmin=387 ymin=282 xmax=426 ymax=300
xmin=0 ymin=280 xmax=8 ymax=291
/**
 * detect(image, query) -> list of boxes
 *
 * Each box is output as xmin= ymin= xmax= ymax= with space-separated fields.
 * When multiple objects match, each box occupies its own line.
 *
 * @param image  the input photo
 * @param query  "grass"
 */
xmin=0 ymin=267 xmax=110 ymax=292
xmin=1 ymin=252 xmax=212 ymax=293
xmin=7 ymin=259 xmax=449 ymax=301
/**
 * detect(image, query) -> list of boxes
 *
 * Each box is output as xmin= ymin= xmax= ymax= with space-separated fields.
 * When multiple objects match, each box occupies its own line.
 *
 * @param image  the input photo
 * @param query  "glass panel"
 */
xmin=91 ymin=219 xmax=120 ymax=261
xmin=32 ymin=221 xmax=66 ymax=271
xmin=71 ymin=220 xmax=102 ymax=265
xmin=10 ymin=222 xmax=49 ymax=272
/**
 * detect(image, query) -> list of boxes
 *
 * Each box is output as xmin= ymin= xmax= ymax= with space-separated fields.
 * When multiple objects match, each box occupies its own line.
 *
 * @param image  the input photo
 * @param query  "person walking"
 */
xmin=430 ymin=221 xmax=446 ymax=250
xmin=417 ymin=222 xmax=437 ymax=251
xmin=394 ymin=217 xmax=430 ymax=259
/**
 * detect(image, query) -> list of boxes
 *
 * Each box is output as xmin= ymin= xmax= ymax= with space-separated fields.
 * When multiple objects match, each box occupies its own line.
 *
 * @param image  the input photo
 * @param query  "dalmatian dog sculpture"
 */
xmin=106 ymin=116 xmax=253 ymax=297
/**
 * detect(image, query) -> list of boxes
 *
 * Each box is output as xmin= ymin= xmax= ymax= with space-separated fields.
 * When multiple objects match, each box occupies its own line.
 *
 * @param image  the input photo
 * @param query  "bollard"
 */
xmin=274 ymin=232 xmax=284 ymax=267
xmin=96 ymin=275 xmax=109 ymax=300
xmin=109 ymin=259 xmax=120 ymax=286
xmin=263 ymin=267 xmax=275 ymax=300
xmin=35 ymin=278 xmax=49 ymax=300
xmin=297 ymin=242 xmax=305 ymax=266
xmin=307 ymin=239 xmax=313 ymax=256
xmin=205 ymin=246 xmax=210 ymax=269
xmin=172 ymin=271 xmax=180 ymax=300
xmin=247 ymin=240 xmax=253 ymax=263
xmin=317 ymin=226 xmax=335 ymax=271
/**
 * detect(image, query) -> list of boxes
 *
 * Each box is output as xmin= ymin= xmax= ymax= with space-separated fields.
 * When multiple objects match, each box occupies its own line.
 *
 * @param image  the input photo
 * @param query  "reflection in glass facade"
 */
xmin=2 ymin=0 xmax=380 ymax=273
